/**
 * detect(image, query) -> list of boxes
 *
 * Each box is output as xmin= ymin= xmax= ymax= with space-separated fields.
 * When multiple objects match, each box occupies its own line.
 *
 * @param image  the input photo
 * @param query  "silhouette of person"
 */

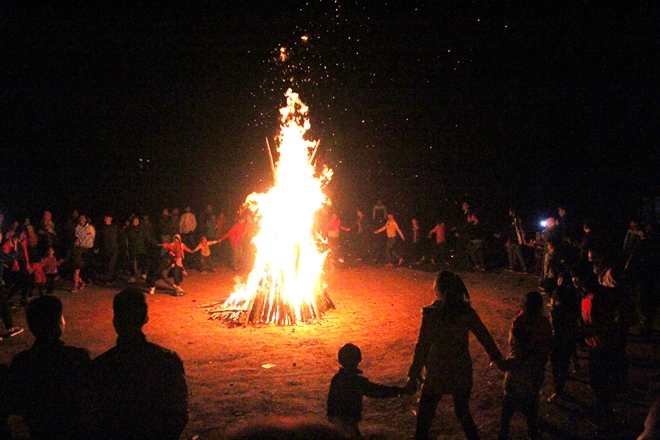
xmin=405 ymin=270 xmax=503 ymax=440
xmin=0 ymin=295 xmax=94 ymax=439
xmin=327 ymin=343 xmax=405 ymax=438
xmin=91 ymin=289 xmax=188 ymax=440
xmin=547 ymin=272 xmax=581 ymax=402
xmin=497 ymin=291 xmax=552 ymax=440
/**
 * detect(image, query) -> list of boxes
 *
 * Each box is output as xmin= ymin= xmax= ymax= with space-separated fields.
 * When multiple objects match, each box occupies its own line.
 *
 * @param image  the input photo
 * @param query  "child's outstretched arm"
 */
xmin=362 ymin=377 xmax=404 ymax=399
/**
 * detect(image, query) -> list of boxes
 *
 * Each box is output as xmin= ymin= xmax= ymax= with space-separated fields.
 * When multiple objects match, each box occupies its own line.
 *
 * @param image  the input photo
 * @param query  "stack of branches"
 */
xmin=204 ymin=288 xmax=335 ymax=327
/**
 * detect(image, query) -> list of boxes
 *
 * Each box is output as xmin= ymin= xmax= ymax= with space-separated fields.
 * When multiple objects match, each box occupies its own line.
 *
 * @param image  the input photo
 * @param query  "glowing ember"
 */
xmin=211 ymin=89 xmax=335 ymax=326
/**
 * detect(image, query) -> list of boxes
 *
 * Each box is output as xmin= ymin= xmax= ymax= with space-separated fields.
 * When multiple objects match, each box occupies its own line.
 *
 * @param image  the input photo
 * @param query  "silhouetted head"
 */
xmin=433 ymin=270 xmax=470 ymax=309
xmin=112 ymin=289 xmax=148 ymax=335
xmin=337 ymin=343 xmax=362 ymax=369
xmin=522 ymin=291 xmax=544 ymax=316
xmin=26 ymin=295 xmax=64 ymax=341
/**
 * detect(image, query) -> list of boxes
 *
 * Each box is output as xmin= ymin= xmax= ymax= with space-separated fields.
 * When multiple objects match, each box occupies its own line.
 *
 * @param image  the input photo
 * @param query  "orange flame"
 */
xmin=219 ymin=89 xmax=334 ymax=325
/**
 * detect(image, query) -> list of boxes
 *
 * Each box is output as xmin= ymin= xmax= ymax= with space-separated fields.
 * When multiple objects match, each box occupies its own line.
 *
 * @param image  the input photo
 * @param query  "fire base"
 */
xmin=208 ymin=288 xmax=335 ymax=327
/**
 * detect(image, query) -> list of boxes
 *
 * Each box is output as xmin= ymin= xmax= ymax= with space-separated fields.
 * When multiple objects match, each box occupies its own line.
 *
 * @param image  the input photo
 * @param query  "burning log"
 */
xmin=207 ymin=287 xmax=335 ymax=326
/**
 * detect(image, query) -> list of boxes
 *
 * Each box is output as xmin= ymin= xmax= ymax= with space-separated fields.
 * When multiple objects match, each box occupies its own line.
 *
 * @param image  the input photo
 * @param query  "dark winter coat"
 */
xmin=327 ymin=367 xmax=399 ymax=423
xmin=408 ymin=300 xmax=502 ymax=395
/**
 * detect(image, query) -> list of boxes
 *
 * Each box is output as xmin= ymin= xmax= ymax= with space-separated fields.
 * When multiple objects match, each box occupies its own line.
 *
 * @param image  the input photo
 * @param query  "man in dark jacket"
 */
xmin=0 ymin=296 xmax=94 ymax=439
xmin=91 ymin=289 xmax=188 ymax=440
xmin=98 ymin=214 xmax=120 ymax=285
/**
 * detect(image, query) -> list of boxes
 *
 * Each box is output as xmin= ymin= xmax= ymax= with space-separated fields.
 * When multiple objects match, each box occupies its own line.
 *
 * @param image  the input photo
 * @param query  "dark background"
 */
xmin=1 ymin=1 xmax=658 ymax=231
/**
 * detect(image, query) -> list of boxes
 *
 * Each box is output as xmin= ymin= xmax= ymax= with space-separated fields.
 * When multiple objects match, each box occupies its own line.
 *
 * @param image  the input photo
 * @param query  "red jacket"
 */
xmin=222 ymin=221 xmax=245 ymax=248
xmin=31 ymin=262 xmax=47 ymax=284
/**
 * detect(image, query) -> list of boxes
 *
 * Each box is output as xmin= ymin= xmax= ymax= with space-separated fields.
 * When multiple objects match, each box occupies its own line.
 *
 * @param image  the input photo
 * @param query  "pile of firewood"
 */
xmin=203 ymin=288 xmax=335 ymax=326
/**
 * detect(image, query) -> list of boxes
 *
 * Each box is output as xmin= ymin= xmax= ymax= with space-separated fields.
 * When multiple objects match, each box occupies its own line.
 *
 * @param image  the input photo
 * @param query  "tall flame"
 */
xmin=216 ymin=89 xmax=335 ymax=325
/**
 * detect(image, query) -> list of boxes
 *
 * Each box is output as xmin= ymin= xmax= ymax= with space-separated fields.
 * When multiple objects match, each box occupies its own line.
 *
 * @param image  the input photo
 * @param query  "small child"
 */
xmin=327 ymin=343 xmax=405 ymax=439
xmin=191 ymin=236 xmax=220 ymax=273
xmin=42 ymin=247 xmax=62 ymax=294
xmin=29 ymin=257 xmax=48 ymax=297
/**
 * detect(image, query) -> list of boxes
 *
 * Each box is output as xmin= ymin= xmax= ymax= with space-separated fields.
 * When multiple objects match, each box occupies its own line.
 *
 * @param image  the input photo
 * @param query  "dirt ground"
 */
xmin=1 ymin=263 xmax=657 ymax=439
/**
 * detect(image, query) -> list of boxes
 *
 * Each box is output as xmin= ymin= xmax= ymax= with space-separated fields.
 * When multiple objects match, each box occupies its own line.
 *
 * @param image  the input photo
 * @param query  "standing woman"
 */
xmin=406 ymin=270 xmax=504 ymax=440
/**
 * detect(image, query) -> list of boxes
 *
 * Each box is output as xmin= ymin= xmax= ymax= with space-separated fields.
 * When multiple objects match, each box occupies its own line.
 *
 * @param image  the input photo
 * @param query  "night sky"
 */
xmin=2 ymin=1 xmax=658 ymax=227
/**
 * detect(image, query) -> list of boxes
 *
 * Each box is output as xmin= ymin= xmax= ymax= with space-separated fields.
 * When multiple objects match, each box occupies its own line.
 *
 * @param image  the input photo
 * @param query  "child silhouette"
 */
xmin=327 ymin=343 xmax=406 ymax=438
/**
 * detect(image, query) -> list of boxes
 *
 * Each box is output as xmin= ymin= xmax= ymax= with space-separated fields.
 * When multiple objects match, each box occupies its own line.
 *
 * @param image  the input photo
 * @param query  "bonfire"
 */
xmin=208 ymin=89 xmax=335 ymax=326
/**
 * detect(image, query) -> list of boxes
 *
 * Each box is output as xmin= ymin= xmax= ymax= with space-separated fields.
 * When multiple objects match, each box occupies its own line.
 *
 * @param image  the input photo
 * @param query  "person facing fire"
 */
xmin=350 ymin=209 xmax=369 ymax=261
xmin=190 ymin=236 xmax=221 ymax=273
xmin=219 ymin=216 xmax=247 ymax=271
xmin=0 ymin=295 xmax=93 ymax=439
xmin=405 ymin=270 xmax=504 ymax=440
xmin=91 ymin=289 xmax=188 ymax=440
xmin=324 ymin=213 xmax=350 ymax=264
xmin=157 ymin=234 xmax=192 ymax=295
xmin=327 ymin=343 xmax=406 ymax=438
xmin=373 ymin=213 xmax=405 ymax=266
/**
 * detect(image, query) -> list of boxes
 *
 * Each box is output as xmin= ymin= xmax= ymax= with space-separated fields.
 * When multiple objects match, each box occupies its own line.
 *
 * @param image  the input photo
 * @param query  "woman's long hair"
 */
xmin=433 ymin=270 xmax=471 ymax=312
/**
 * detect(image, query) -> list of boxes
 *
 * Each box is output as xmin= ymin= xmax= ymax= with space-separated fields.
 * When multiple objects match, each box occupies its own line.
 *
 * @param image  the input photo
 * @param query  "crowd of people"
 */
xmin=0 ymin=204 xmax=254 ymax=313
xmin=326 ymin=200 xmax=657 ymax=291
xmin=0 ymin=198 xmax=659 ymax=438
xmin=325 ymin=259 xmax=658 ymax=440
xmin=322 ymin=199 xmax=659 ymax=439
xmin=2 ymin=268 xmax=657 ymax=439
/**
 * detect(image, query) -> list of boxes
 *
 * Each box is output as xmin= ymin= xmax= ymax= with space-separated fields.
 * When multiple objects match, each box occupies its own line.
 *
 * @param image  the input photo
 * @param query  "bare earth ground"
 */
xmin=1 ymin=263 xmax=657 ymax=439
